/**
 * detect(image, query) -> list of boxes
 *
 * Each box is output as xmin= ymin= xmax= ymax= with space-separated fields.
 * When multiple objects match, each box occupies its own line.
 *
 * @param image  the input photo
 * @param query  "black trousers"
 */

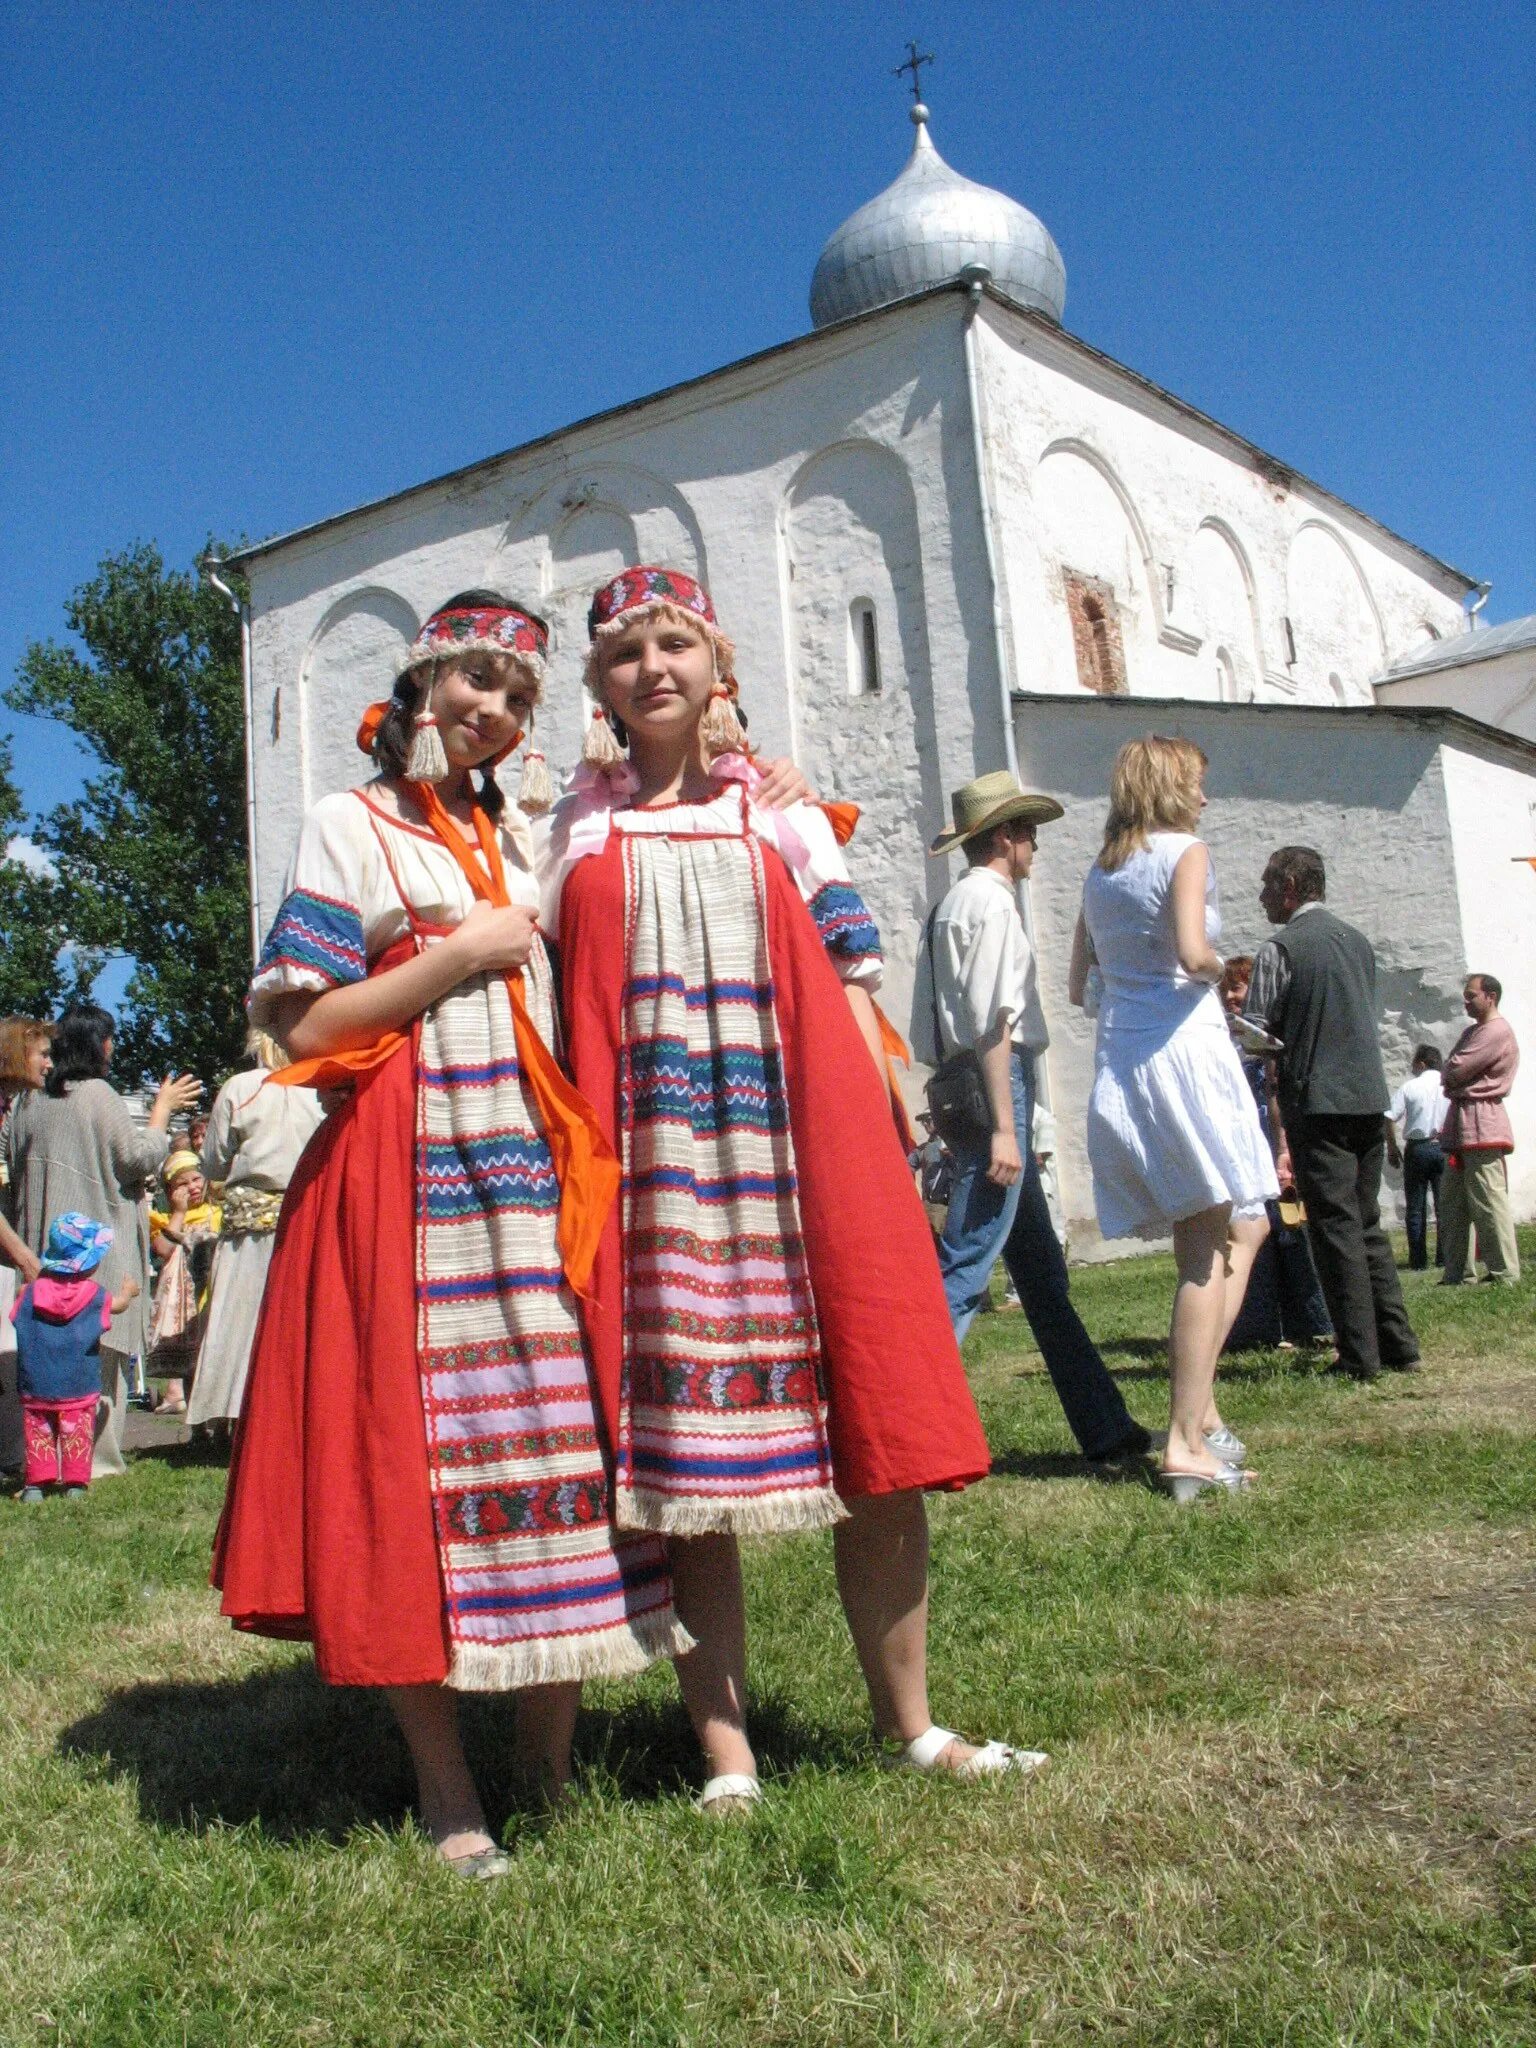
xmin=1225 ymin=1200 xmax=1334 ymax=1351
xmin=0 ymin=1344 xmax=23 ymax=1476
xmin=1287 ymin=1112 xmax=1419 ymax=1377
xmin=1401 ymin=1137 xmax=1444 ymax=1270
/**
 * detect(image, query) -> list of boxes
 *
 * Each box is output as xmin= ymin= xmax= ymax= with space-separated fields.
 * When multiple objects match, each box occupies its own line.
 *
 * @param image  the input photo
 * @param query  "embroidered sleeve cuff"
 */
xmin=251 ymin=887 xmax=368 ymax=997
xmin=807 ymin=881 xmax=881 ymax=960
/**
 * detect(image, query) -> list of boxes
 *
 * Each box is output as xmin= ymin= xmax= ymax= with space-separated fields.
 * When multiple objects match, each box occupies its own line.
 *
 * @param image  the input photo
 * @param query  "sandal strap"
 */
xmin=902 ymin=1725 xmax=961 ymax=1770
xmin=698 ymin=1773 xmax=761 ymax=1807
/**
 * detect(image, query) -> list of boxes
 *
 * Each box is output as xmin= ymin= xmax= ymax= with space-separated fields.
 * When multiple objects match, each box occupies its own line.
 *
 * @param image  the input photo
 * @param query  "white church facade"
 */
xmin=228 ymin=103 xmax=1535 ymax=1246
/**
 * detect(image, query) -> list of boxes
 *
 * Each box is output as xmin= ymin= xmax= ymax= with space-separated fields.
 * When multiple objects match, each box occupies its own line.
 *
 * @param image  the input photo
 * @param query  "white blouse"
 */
xmin=535 ymin=767 xmax=883 ymax=991
xmin=250 ymin=784 xmax=540 ymax=1013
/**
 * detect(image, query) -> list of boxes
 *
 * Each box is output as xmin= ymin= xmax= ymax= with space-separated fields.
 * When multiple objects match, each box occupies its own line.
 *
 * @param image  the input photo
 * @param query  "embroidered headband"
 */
xmin=581 ymin=565 xmax=747 ymax=767
xmin=586 ymin=567 xmax=717 ymax=640
xmin=397 ymin=602 xmax=550 ymax=695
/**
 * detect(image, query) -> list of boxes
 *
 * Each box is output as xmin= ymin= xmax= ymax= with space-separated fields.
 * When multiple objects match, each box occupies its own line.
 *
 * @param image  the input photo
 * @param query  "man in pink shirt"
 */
xmin=1440 ymin=973 xmax=1521 ymax=1286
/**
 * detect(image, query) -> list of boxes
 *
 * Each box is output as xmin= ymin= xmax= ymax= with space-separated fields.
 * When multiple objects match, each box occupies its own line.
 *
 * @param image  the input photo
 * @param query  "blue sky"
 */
xmin=3 ymin=0 xmax=1532 ymax=833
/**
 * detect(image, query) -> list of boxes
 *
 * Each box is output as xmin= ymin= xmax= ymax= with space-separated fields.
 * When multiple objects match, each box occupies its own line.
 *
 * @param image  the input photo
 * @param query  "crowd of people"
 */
xmin=0 ymin=567 xmax=1523 ymax=1878
xmin=0 ymin=1009 xmax=323 ymax=1488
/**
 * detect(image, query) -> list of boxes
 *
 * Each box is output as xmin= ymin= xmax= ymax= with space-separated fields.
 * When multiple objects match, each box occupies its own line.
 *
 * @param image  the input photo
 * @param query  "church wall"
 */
xmin=241 ymin=298 xmax=998 ymax=953
xmin=1003 ymin=696 xmax=1521 ymax=1254
xmin=1438 ymin=744 xmax=1536 ymax=1216
xmin=781 ymin=441 xmax=945 ymax=1010
xmin=975 ymin=305 xmax=1467 ymax=721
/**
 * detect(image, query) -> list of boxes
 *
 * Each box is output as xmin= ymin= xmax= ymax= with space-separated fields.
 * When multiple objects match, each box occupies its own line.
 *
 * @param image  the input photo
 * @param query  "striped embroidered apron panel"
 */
xmin=368 ymin=809 xmax=688 ymax=1688
xmin=614 ymin=813 xmax=842 ymax=1535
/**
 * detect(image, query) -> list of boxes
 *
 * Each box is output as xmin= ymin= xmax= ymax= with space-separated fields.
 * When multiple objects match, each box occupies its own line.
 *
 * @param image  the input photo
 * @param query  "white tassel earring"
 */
xmin=582 ymin=704 xmax=626 ymax=770
xmin=404 ymin=674 xmax=451 ymax=783
xmin=518 ymin=718 xmax=554 ymax=814
xmin=700 ymin=682 xmax=746 ymax=756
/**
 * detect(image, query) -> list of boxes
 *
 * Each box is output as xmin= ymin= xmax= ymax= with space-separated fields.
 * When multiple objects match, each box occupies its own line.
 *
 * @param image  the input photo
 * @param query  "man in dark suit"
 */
xmin=1244 ymin=845 xmax=1420 ymax=1382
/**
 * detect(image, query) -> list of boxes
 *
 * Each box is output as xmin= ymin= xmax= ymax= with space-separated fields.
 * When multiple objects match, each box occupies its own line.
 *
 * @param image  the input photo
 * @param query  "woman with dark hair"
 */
xmin=0 ymin=1015 xmax=52 ymax=1481
xmin=4 ymin=1002 xmax=200 ymax=1475
xmin=213 ymin=591 xmax=694 ymax=1877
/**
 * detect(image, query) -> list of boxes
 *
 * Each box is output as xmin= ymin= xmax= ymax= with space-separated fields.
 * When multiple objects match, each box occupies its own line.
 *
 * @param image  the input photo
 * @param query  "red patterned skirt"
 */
xmin=212 ymin=1029 xmax=450 ymax=1685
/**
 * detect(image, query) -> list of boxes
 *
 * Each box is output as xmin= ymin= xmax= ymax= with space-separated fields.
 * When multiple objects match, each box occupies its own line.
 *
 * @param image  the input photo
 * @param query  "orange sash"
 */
xmin=272 ymin=786 xmax=618 ymax=1299
xmin=873 ymin=1003 xmax=917 ymax=1155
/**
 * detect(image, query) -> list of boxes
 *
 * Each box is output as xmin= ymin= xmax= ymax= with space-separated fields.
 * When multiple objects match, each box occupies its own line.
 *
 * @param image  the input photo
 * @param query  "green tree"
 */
xmin=6 ymin=541 xmax=251 ymax=1085
xmin=0 ymin=735 xmax=99 ymax=1018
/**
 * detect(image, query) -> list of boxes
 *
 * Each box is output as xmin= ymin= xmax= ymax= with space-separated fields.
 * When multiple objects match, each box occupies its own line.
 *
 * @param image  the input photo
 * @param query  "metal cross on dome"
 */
xmin=894 ymin=39 xmax=934 ymax=104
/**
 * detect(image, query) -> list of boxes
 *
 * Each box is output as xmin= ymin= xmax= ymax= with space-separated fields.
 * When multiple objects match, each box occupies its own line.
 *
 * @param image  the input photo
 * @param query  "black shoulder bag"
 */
xmin=921 ymin=909 xmax=995 ymax=1151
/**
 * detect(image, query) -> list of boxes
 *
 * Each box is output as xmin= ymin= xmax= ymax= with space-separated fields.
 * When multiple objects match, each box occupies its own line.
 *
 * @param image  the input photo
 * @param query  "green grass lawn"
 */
xmin=2 ymin=1241 xmax=1532 ymax=2046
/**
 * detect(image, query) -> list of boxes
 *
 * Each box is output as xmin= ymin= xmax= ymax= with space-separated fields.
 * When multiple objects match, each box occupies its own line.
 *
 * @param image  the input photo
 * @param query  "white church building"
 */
xmin=228 ymin=99 xmax=1535 ymax=1247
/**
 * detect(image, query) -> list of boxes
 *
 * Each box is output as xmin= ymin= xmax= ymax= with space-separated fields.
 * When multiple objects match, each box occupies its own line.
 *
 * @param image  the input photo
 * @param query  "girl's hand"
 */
xmin=169 ymin=1184 xmax=192 ymax=1217
xmin=449 ymin=902 xmax=539 ymax=976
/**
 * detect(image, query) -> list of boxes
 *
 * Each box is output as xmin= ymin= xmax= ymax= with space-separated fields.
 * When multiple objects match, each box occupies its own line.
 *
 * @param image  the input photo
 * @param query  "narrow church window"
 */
xmin=1063 ymin=572 xmax=1128 ymax=695
xmin=848 ymin=599 xmax=881 ymax=697
xmin=1328 ymin=672 xmax=1347 ymax=703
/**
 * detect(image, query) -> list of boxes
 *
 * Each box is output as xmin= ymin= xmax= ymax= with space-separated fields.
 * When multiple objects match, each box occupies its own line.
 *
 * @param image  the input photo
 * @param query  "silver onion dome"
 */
xmin=809 ymin=104 xmax=1066 ymax=329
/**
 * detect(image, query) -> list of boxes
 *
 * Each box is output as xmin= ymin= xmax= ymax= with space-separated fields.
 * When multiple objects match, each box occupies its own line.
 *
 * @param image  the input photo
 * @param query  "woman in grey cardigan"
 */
xmin=5 ymin=1005 xmax=200 ymax=1475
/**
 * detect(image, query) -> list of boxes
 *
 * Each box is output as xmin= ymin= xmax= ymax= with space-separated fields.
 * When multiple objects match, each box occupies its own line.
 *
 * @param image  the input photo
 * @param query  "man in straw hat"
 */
xmin=912 ymin=771 xmax=1152 ymax=1464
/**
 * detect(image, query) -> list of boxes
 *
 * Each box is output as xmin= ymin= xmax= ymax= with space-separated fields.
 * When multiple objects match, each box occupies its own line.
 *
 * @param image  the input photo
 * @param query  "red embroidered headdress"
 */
xmin=586 ymin=566 xmax=717 ymax=640
xmin=398 ymin=601 xmax=549 ymax=698
xmin=582 ymin=566 xmax=745 ymax=766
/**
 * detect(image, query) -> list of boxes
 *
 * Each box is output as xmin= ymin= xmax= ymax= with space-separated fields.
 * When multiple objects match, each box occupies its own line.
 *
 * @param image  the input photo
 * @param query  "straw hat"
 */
xmin=929 ymin=770 xmax=1065 ymax=856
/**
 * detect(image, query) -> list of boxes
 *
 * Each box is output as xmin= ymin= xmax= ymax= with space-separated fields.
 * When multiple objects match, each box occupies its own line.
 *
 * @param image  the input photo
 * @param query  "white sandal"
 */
xmin=888 ymin=1725 xmax=1049 ymax=1781
xmin=697 ymin=1772 xmax=762 ymax=1814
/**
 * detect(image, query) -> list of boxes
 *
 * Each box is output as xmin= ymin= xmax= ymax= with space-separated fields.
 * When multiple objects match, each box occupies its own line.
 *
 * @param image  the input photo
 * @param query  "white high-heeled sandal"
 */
xmin=888 ymin=1725 xmax=1049 ymax=1781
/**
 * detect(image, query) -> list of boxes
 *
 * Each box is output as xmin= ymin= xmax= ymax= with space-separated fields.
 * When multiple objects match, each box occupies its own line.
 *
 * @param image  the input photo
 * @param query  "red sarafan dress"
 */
xmin=212 ymin=786 xmax=686 ymax=1689
xmin=541 ymin=760 xmax=989 ymax=1534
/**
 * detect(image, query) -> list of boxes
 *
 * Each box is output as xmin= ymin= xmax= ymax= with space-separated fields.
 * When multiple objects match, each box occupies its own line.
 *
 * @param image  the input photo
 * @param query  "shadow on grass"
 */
xmin=126 ymin=1439 xmax=231 ymax=1471
xmin=988 ymin=1447 xmax=1158 ymax=1487
xmin=57 ymin=1667 xmax=849 ymax=1844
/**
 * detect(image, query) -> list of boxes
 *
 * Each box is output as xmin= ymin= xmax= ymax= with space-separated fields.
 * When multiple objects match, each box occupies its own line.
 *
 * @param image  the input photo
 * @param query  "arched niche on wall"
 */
xmin=1034 ymin=442 xmax=1158 ymax=693
xmin=301 ymin=587 xmax=419 ymax=806
xmin=780 ymin=438 xmax=942 ymax=996
xmin=1286 ymin=520 xmax=1387 ymax=701
xmin=487 ymin=463 xmax=708 ymax=771
xmin=1190 ymin=518 xmax=1263 ymax=700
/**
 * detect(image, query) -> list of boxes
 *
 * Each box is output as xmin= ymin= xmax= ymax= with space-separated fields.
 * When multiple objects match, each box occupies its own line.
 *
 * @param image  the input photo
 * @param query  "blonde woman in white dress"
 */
xmin=1069 ymin=736 xmax=1277 ymax=1500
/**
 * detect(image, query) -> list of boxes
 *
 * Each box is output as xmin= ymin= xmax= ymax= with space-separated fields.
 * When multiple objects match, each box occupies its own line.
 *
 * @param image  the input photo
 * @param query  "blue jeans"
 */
xmin=1401 ymin=1137 xmax=1444 ymax=1270
xmin=938 ymin=1049 xmax=1140 ymax=1459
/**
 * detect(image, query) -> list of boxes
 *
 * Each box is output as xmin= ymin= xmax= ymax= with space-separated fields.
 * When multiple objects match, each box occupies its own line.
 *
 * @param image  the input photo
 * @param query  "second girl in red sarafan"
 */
xmin=540 ymin=566 xmax=1047 ymax=1807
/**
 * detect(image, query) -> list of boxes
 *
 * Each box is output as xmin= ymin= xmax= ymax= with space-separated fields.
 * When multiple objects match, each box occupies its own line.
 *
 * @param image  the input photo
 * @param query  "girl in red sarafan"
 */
xmin=539 ymin=566 xmax=1046 ymax=1809
xmin=212 ymin=592 xmax=689 ymax=1877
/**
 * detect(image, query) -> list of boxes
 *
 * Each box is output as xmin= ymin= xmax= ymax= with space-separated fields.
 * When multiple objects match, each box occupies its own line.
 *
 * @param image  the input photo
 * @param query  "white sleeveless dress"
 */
xmin=1081 ymin=832 xmax=1278 ymax=1240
